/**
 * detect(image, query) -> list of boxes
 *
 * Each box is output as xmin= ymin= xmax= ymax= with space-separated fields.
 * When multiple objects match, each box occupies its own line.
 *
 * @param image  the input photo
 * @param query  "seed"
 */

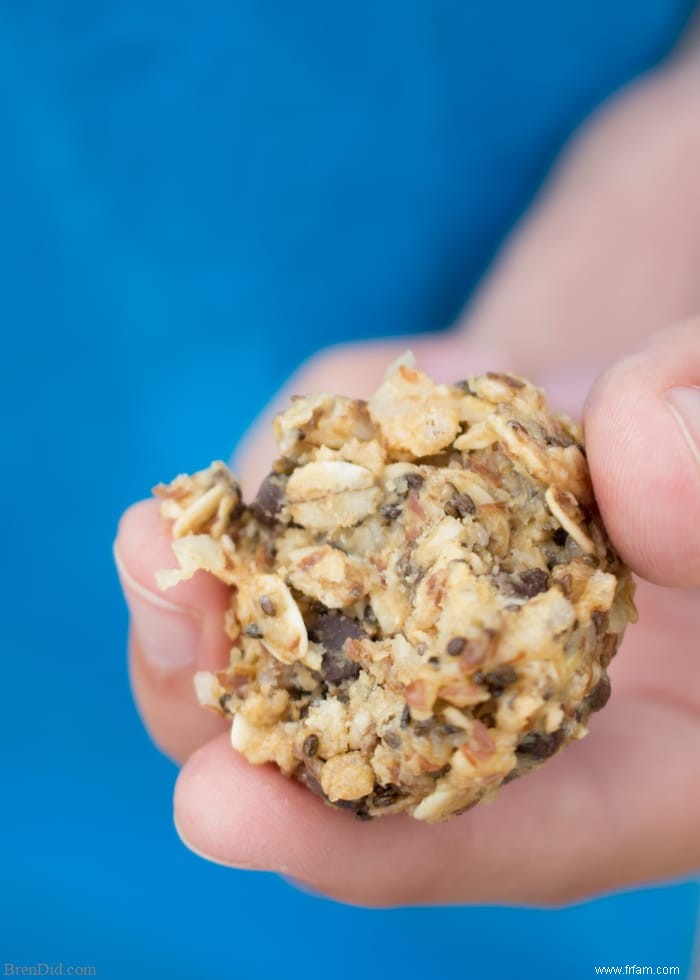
xmin=444 ymin=493 xmax=475 ymax=519
xmin=259 ymin=595 xmax=276 ymax=616
xmin=447 ymin=637 xmax=466 ymax=656
xmin=516 ymin=729 xmax=564 ymax=760
xmin=455 ymin=493 xmax=475 ymax=516
xmin=244 ymin=624 xmax=263 ymax=638
xmin=585 ymin=675 xmax=611 ymax=712
xmin=373 ymin=783 xmax=400 ymax=807
xmin=405 ymin=472 xmax=424 ymax=491
xmin=302 ymin=734 xmax=319 ymax=757
xmin=395 ymin=555 xmax=416 ymax=582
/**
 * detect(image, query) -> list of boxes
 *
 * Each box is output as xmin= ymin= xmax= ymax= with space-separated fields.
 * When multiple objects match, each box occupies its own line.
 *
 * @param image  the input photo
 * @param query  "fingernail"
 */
xmin=114 ymin=545 xmax=201 ymax=671
xmin=664 ymin=386 xmax=700 ymax=467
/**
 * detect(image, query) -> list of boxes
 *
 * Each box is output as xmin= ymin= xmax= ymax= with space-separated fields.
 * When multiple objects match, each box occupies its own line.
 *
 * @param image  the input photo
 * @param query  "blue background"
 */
xmin=2 ymin=3 xmax=698 ymax=977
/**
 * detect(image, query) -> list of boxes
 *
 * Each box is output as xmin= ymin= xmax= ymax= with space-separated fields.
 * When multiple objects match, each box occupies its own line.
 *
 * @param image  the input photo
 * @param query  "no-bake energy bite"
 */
xmin=154 ymin=357 xmax=637 ymax=822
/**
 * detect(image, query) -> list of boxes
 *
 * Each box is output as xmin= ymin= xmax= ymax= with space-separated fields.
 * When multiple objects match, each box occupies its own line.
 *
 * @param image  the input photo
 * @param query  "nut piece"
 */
xmin=155 ymin=353 xmax=637 ymax=822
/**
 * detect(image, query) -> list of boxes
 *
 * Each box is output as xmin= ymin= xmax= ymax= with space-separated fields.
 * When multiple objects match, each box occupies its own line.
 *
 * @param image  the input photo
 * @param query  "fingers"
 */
xmin=115 ymin=499 xmax=232 ymax=762
xmin=584 ymin=319 xmax=700 ymax=587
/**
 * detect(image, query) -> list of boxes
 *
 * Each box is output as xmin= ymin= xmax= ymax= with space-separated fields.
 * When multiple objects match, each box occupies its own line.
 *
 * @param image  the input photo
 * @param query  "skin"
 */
xmin=115 ymin=35 xmax=700 ymax=907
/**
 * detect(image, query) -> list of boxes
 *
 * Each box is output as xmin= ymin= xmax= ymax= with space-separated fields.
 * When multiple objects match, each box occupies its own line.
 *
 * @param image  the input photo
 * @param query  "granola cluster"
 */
xmin=154 ymin=357 xmax=637 ymax=822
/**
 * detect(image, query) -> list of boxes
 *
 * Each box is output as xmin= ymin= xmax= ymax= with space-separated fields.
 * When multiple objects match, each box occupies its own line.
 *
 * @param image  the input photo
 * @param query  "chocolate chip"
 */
xmin=380 ymin=502 xmax=403 ymax=521
xmin=516 ymin=728 xmax=565 ymax=760
xmin=308 ymin=610 xmax=365 ymax=652
xmin=383 ymin=732 xmax=401 ymax=750
xmin=302 ymin=734 xmax=319 ymax=757
xmin=309 ymin=612 xmax=364 ymax=684
xmin=488 ymin=665 xmax=518 ymax=686
xmin=244 ymin=624 xmax=263 ymax=638
xmin=322 ymin=651 xmax=360 ymax=683
xmin=512 ymin=568 xmax=550 ymax=598
xmin=585 ymin=674 xmax=611 ymax=712
xmin=552 ymin=527 xmax=568 ymax=547
xmin=400 ymin=704 xmax=411 ymax=728
xmin=447 ymin=636 xmax=466 ymax=656
xmin=251 ymin=472 xmax=287 ymax=524
xmin=259 ymin=595 xmax=276 ymax=616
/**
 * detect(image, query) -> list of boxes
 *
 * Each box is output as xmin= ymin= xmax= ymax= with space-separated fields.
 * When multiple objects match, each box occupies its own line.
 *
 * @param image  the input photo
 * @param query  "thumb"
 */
xmin=584 ymin=318 xmax=700 ymax=587
xmin=114 ymin=499 xmax=233 ymax=762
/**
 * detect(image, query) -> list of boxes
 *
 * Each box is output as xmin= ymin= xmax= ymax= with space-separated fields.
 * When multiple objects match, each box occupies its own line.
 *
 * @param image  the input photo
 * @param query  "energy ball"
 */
xmin=154 ymin=356 xmax=637 ymax=822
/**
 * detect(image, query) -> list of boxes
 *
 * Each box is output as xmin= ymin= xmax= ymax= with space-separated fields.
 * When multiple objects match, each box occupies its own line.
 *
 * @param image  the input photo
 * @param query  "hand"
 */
xmin=115 ymin=56 xmax=700 ymax=907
